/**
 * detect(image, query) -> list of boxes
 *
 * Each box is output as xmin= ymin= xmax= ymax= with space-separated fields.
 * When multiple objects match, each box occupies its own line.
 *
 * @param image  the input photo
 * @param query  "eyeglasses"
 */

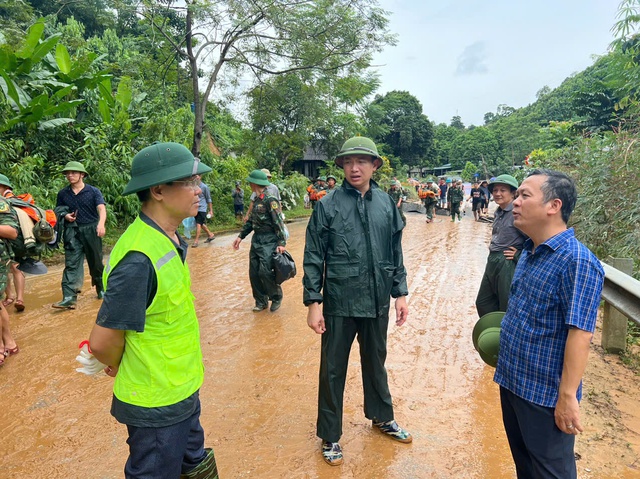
xmin=170 ymin=177 xmax=200 ymax=190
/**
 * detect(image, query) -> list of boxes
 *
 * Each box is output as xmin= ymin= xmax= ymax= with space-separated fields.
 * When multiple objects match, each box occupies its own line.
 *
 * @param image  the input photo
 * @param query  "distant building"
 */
xmin=408 ymin=163 xmax=453 ymax=180
xmin=292 ymin=146 xmax=328 ymax=179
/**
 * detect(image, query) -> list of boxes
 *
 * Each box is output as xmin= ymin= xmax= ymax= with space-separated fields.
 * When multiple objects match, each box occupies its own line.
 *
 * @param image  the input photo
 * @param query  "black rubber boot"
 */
xmin=180 ymin=448 xmax=218 ymax=479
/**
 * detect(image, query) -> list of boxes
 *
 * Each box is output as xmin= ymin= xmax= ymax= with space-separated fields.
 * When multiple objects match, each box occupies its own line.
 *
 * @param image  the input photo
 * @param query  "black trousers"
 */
xmin=317 ymin=313 xmax=394 ymax=443
xmin=61 ymin=222 xmax=104 ymax=298
xmin=249 ymin=232 xmax=282 ymax=307
xmin=475 ymin=251 xmax=517 ymax=317
xmin=500 ymin=387 xmax=576 ymax=479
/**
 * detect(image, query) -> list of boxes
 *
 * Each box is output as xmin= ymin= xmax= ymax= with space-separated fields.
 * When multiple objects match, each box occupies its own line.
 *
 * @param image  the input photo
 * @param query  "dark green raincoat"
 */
xmin=303 ymin=180 xmax=408 ymax=316
xmin=239 ymin=192 xmax=286 ymax=308
xmin=302 ymin=180 xmax=409 ymax=442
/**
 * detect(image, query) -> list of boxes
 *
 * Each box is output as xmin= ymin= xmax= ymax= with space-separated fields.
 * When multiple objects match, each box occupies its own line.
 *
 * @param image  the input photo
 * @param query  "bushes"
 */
xmin=273 ymin=172 xmax=309 ymax=211
xmin=537 ymin=130 xmax=640 ymax=279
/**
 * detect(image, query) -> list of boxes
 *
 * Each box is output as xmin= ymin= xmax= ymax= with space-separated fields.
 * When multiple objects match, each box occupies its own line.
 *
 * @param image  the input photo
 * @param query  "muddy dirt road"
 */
xmin=1 ymin=208 xmax=639 ymax=478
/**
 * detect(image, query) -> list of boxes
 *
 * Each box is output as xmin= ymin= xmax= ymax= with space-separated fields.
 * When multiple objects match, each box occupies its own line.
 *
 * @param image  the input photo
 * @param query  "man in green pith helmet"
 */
xmin=233 ymin=169 xmax=287 ymax=312
xmin=387 ymin=180 xmax=406 ymax=226
xmin=326 ymin=175 xmax=337 ymax=190
xmin=83 ymin=142 xmax=219 ymax=479
xmin=447 ymin=179 xmax=465 ymax=222
xmin=52 ymin=161 xmax=107 ymax=309
xmin=475 ymin=174 xmax=527 ymax=317
xmin=422 ymin=178 xmax=439 ymax=223
xmin=303 ymin=136 xmax=411 ymax=467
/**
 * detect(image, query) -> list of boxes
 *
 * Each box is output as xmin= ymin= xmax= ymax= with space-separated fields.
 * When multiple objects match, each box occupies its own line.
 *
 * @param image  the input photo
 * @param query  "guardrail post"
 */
xmin=601 ymin=257 xmax=634 ymax=353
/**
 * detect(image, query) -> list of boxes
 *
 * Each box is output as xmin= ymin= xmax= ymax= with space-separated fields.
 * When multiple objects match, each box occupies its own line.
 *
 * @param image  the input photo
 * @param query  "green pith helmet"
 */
xmin=335 ymin=136 xmax=382 ymax=168
xmin=327 ymin=175 xmax=337 ymax=182
xmin=246 ymin=169 xmax=271 ymax=186
xmin=318 ymin=175 xmax=327 ymax=182
xmin=488 ymin=174 xmax=519 ymax=193
xmin=123 ymin=142 xmax=212 ymax=195
xmin=62 ymin=161 xmax=88 ymax=175
xmin=0 ymin=174 xmax=13 ymax=189
xmin=472 ymin=311 xmax=504 ymax=368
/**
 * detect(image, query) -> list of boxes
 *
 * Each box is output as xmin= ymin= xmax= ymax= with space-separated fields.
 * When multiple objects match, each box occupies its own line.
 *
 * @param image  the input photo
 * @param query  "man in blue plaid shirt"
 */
xmin=494 ymin=169 xmax=604 ymax=479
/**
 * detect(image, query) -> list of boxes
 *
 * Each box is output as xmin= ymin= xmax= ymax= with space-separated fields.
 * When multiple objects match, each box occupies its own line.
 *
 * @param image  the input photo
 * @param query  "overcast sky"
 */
xmin=371 ymin=0 xmax=621 ymax=126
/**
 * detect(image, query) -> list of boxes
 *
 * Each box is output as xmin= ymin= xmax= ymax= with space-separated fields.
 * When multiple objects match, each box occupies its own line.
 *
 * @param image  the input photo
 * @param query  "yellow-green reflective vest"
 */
xmin=105 ymin=217 xmax=204 ymax=408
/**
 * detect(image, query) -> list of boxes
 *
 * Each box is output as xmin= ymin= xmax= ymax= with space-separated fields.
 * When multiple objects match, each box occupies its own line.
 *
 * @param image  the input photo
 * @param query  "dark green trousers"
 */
xmin=424 ymin=198 xmax=437 ymax=219
xmin=249 ymin=232 xmax=282 ymax=307
xmin=475 ymin=251 xmax=517 ymax=317
xmin=61 ymin=222 xmax=104 ymax=299
xmin=397 ymin=206 xmax=406 ymax=226
xmin=317 ymin=312 xmax=394 ymax=443
xmin=450 ymin=201 xmax=462 ymax=220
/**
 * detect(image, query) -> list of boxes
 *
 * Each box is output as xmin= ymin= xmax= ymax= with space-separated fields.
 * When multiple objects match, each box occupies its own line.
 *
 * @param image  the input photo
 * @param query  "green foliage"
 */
xmin=366 ymin=90 xmax=435 ymax=166
xmin=534 ymin=129 xmax=640 ymax=279
xmin=0 ymin=19 xmax=110 ymax=134
xmin=273 ymin=172 xmax=310 ymax=211
xmin=461 ymin=162 xmax=479 ymax=182
xmin=203 ymin=155 xmax=256 ymax=225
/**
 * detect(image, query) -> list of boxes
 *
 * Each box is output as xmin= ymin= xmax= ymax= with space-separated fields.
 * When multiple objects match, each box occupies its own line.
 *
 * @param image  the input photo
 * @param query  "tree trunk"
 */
xmin=481 ymin=154 xmax=489 ymax=179
xmin=186 ymin=5 xmax=203 ymax=158
xmin=279 ymin=153 xmax=289 ymax=176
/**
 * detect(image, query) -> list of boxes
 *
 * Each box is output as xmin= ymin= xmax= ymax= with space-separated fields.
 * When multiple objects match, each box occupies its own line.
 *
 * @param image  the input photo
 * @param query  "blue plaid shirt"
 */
xmin=494 ymin=228 xmax=604 ymax=408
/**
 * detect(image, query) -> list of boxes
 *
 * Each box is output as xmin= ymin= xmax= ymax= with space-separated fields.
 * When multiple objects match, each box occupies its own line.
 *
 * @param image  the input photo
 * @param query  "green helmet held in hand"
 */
xmin=335 ymin=136 xmax=382 ymax=169
xmin=123 ymin=142 xmax=212 ymax=195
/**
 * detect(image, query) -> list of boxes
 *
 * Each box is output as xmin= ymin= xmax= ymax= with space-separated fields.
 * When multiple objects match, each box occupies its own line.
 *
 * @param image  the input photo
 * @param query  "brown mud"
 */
xmin=1 ymin=207 xmax=639 ymax=478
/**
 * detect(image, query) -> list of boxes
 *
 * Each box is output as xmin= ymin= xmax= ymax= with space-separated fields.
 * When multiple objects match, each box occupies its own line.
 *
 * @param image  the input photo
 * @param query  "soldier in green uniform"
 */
xmin=387 ymin=180 xmax=406 ymax=226
xmin=233 ymin=170 xmax=287 ymax=312
xmin=303 ymin=136 xmax=411 ymax=467
xmin=0 ymin=194 xmax=20 ymax=365
xmin=423 ymin=178 xmax=439 ymax=223
xmin=326 ymin=175 xmax=337 ymax=190
xmin=447 ymin=180 xmax=465 ymax=222
xmin=307 ymin=176 xmax=327 ymax=209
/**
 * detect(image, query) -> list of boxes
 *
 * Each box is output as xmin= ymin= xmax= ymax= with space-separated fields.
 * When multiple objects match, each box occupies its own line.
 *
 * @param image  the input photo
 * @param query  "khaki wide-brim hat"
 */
xmin=472 ymin=311 xmax=504 ymax=367
xmin=261 ymin=168 xmax=272 ymax=178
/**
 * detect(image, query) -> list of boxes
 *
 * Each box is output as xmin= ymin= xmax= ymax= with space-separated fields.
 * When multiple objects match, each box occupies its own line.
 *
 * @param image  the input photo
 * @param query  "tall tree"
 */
xmin=365 ymin=90 xmax=434 ymax=166
xmin=136 ymin=0 xmax=395 ymax=157
xmin=449 ymin=126 xmax=502 ymax=173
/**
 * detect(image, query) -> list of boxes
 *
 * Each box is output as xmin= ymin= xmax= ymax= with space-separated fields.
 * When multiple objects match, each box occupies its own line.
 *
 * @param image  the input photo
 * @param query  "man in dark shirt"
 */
xmin=475 ymin=175 xmax=527 ymax=317
xmin=52 ymin=161 xmax=107 ymax=309
xmin=83 ymin=142 xmax=219 ymax=479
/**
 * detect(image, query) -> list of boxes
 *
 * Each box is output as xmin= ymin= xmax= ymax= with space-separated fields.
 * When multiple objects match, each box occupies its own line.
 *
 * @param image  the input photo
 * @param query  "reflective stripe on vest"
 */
xmin=107 ymin=217 xmax=204 ymax=408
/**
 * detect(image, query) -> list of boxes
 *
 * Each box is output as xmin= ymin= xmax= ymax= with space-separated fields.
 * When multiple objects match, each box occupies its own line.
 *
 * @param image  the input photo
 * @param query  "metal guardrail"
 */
xmin=601 ymin=259 xmax=639 ymax=353
xmin=601 ymin=261 xmax=640 ymax=327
